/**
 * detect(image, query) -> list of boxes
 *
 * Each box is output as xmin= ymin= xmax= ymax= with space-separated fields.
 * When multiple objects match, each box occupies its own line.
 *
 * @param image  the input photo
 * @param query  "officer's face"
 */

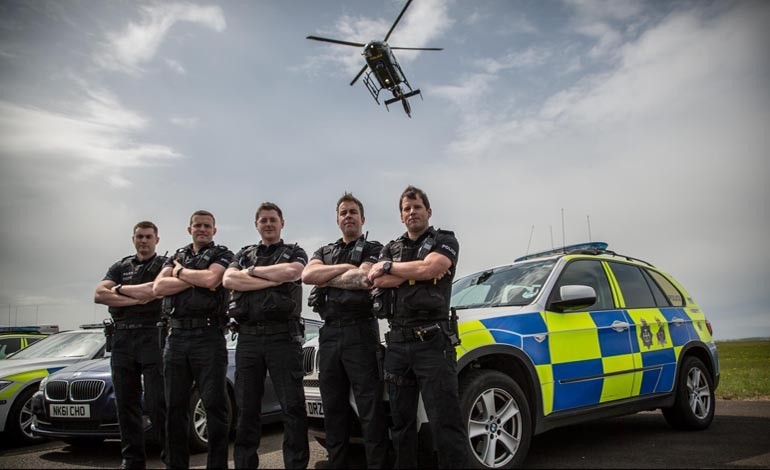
xmin=400 ymin=196 xmax=432 ymax=234
xmin=256 ymin=209 xmax=284 ymax=244
xmin=337 ymin=201 xmax=364 ymax=239
xmin=187 ymin=215 xmax=216 ymax=245
xmin=132 ymin=228 xmax=159 ymax=256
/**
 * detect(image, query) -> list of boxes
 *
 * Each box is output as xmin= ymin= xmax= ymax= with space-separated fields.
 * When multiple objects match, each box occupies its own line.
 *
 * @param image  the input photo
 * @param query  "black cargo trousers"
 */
xmin=319 ymin=318 xmax=388 ymax=469
xmin=111 ymin=327 xmax=166 ymax=469
xmin=385 ymin=328 xmax=469 ymax=469
xmin=233 ymin=331 xmax=309 ymax=469
xmin=163 ymin=326 xmax=229 ymax=469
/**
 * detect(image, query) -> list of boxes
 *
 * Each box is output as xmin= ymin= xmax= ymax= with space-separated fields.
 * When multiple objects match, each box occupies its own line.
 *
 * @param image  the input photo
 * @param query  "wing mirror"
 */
xmin=550 ymin=285 xmax=597 ymax=312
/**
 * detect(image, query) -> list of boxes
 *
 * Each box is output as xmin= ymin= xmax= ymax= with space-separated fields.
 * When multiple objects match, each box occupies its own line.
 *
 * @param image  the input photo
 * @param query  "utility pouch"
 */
xmin=161 ymin=296 xmax=175 ymax=317
xmin=289 ymin=319 xmax=305 ymax=344
xmin=156 ymin=317 xmax=168 ymax=351
xmin=371 ymin=288 xmax=393 ymax=320
xmin=103 ymin=318 xmax=114 ymax=353
xmin=226 ymin=290 xmax=245 ymax=320
xmin=447 ymin=307 xmax=462 ymax=347
xmin=307 ymin=286 xmax=327 ymax=313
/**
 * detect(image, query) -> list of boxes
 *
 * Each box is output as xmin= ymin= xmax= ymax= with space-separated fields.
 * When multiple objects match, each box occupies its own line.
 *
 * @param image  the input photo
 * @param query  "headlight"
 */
xmin=0 ymin=380 xmax=13 ymax=392
xmin=39 ymin=376 xmax=48 ymax=391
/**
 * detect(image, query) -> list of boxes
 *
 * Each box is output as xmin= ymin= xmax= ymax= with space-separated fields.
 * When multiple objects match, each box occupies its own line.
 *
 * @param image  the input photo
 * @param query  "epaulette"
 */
xmin=120 ymin=254 xmax=135 ymax=262
xmin=436 ymin=228 xmax=455 ymax=236
xmin=176 ymin=247 xmax=188 ymax=254
xmin=240 ymin=244 xmax=258 ymax=252
xmin=216 ymin=244 xmax=229 ymax=252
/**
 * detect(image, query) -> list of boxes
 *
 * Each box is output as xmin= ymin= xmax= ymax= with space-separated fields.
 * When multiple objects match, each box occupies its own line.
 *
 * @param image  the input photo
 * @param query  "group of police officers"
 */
xmin=95 ymin=186 xmax=469 ymax=469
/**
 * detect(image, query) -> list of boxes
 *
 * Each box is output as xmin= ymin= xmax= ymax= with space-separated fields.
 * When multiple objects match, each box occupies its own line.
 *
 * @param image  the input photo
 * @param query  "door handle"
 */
xmin=611 ymin=320 xmax=630 ymax=332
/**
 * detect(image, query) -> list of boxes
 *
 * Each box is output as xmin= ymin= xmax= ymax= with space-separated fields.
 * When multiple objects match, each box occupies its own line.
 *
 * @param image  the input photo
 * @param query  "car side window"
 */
xmin=552 ymin=260 xmax=614 ymax=311
xmin=0 ymin=337 xmax=21 ymax=359
xmin=645 ymin=269 xmax=685 ymax=307
xmin=608 ymin=262 xmax=656 ymax=308
xmin=641 ymin=269 xmax=670 ymax=307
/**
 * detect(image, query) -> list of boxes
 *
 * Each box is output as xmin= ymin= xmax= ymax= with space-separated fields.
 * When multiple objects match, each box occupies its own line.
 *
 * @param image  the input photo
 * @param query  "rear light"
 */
xmin=706 ymin=320 xmax=713 ymax=336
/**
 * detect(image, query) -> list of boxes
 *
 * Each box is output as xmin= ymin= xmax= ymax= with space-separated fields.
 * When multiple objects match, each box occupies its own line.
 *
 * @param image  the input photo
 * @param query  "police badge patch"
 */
xmin=655 ymin=318 xmax=667 ymax=346
xmin=640 ymin=319 xmax=653 ymax=349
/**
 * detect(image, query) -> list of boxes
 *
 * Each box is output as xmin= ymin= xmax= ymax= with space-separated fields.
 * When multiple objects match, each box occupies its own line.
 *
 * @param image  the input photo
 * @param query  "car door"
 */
xmin=605 ymin=262 xmax=683 ymax=397
xmin=544 ymin=259 xmax=637 ymax=413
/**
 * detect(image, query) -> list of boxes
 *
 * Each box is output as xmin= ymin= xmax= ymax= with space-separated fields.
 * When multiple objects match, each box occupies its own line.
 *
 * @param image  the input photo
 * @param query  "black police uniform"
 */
xmin=379 ymin=227 xmax=468 ymax=469
xmin=310 ymin=236 xmax=388 ymax=469
xmin=104 ymin=253 xmax=168 ymax=469
xmin=228 ymin=240 xmax=309 ymax=469
xmin=161 ymin=242 xmax=233 ymax=469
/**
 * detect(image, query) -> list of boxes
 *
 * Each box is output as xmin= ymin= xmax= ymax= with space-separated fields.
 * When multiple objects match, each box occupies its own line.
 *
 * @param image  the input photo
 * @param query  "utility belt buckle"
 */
xmin=414 ymin=323 xmax=441 ymax=341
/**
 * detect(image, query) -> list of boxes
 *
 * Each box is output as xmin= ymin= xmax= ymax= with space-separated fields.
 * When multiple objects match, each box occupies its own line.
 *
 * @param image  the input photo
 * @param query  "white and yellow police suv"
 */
xmin=302 ymin=242 xmax=719 ymax=468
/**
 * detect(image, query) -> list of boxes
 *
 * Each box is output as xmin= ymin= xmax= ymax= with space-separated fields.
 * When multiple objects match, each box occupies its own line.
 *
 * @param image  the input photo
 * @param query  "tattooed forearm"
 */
xmin=325 ymin=269 xmax=372 ymax=290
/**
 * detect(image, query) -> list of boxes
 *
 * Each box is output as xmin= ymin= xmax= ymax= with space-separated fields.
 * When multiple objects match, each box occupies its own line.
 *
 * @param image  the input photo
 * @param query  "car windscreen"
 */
xmin=451 ymin=260 xmax=556 ymax=309
xmin=7 ymin=331 xmax=104 ymax=359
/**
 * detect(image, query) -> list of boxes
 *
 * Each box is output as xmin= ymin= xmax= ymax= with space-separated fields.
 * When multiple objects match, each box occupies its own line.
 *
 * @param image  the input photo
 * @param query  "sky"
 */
xmin=0 ymin=0 xmax=768 ymax=340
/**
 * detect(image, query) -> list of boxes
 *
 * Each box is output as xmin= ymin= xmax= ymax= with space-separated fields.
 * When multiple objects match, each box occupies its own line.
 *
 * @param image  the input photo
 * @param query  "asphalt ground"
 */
xmin=0 ymin=400 xmax=768 ymax=468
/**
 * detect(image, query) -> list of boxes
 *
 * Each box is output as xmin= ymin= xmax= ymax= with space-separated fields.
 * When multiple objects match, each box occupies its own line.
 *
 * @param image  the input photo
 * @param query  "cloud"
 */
xmin=170 ymin=115 xmax=199 ymax=128
xmin=0 ymin=88 xmax=181 ymax=171
xmin=95 ymin=3 xmax=226 ymax=75
xmin=565 ymin=0 xmax=647 ymax=60
xmin=164 ymin=57 xmax=187 ymax=75
xmin=474 ymin=47 xmax=551 ymax=74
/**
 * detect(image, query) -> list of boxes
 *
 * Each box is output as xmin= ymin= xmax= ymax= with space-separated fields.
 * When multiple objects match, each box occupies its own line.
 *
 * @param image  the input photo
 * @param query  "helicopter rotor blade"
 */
xmin=390 ymin=46 xmax=444 ymax=51
xmin=383 ymin=0 xmax=413 ymax=42
xmin=306 ymin=35 xmax=366 ymax=48
xmin=350 ymin=64 xmax=368 ymax=86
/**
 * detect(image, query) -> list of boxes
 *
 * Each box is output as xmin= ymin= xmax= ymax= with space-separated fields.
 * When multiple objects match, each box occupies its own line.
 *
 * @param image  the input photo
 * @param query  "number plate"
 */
xmin=50 ymin=404 xmax=91 ymax=419
xmin=306 ymin=400 xmax=324 ymax=418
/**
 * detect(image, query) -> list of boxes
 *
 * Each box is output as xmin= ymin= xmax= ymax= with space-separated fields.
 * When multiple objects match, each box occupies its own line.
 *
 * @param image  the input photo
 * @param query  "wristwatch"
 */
xmin=247 ymin=266 xmax=256 ymax=277
xmin=114 ymin=284 xmax=123 ymax=296
xmin=383 ymin=261 xmax=393 ymax=274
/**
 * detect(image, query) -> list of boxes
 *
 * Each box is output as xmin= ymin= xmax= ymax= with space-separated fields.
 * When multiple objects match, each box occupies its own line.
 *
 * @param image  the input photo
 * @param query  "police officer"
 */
xmin=152 ymin=210 xmax=233 ymax=469
xmin=94 ymin=221 xmax=167 ymax=469
xmin=368 ymin=186 xmax=468 ymax=469
xmin=302 ymin=193 xmax=388 ymax=469
xmin=222 ymin=202 xmax=309 ymax=469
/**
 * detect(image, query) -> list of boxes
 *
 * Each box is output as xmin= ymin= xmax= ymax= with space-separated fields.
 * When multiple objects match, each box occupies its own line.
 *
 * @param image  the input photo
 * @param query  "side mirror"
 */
xmin=550 ymin=285 xmax=597 ymax=312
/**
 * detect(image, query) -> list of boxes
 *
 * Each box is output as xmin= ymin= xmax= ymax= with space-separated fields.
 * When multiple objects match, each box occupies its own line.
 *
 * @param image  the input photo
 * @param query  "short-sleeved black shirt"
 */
xmin=311 ymin=235 xmax=382 ymax=267
xmin=165 ymin=242 xmax=234 ymax=318
xmin=103 ymin=253 xmax=167 ymax=320
xmin=229 ymin=240 xmax=308 ymax=271
xmin=380 ymin=226 xmax=459 ymax=325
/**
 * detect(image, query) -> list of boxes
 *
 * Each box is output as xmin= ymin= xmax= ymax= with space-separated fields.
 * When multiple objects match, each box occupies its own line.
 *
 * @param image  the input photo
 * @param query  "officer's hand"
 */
xmin=172 ymin=260 xmax=183 ymax=278
xmin=436 ymin=268 xmax=452 ymax=280
xmin=368 ymin=261 xmax=387 ymax=282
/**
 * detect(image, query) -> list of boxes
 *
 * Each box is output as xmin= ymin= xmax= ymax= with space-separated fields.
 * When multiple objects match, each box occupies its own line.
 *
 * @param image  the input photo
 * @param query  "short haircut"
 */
xmin=256 ymin=202 xmax=283 ymax=221
xmin=133 ymin=221 xmax=158 ymax=235
xmin=189 ymin=210 xmax=216 ymax=226
xmin=336 ymin=192 xmax=365 ymax=218
xmin=399 ymin=185 xmax=431 ymax=212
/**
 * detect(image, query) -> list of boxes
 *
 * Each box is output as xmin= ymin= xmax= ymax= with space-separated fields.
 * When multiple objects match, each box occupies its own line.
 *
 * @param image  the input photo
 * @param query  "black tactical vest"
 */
xmin=168 ymin=243 xmax=229 ymax=319
xmin=237 ymin=243 xmax=303 ymax=324
xmin=109 ymin=253 xmax=167 ymax=322
xmin=316 ymin=237 xmax=376 ymax=321
xmin=390 ymin=228 xmax=455 ymax=326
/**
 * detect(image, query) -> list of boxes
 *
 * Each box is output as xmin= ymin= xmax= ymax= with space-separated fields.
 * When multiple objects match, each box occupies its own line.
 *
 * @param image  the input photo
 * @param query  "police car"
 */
xmin=302 ymin=242 xmax=719 ymax=468
xmin=0 ymin=325 xmax=106 ymax=444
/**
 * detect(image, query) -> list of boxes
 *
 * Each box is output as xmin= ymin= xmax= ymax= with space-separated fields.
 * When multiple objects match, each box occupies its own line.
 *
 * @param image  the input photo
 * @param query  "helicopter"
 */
xmin=306 ymin=0 xmax=443 ymax=117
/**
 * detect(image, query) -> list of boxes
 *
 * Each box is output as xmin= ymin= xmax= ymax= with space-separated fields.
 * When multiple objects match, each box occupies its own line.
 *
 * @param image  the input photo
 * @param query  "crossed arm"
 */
xmin=153 ymin=261 xmax=227 ymax=296
xmin=94 ymin=280 xmax=158 ymax=307
xmin=222 ymin=262 xmax=304 ymax=292
xmin=302 ymin=260 xmax=373 ymax=290
xmin=368 ymin=252 xmax=452 ymax=288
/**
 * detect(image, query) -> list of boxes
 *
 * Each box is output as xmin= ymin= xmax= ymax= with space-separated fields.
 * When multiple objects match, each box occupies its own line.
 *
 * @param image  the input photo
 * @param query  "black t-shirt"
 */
xmin=311 ymin=235 xmax=382 ymax=266
xmin=103 ymin=253 xmax=167 ymax=320
xmin=165 ymin=242 xmax=234 ymax=317
xmin=380 ymin=226 xmax=459 ymax=325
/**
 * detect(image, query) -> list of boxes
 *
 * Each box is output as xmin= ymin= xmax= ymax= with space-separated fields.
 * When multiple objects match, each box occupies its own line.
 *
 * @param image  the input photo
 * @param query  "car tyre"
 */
xmin=662 ymin=356 xmax=715 ymax=430
xmin=459 ymin=370 xmax=532 ymax=469
xmin=188 ymin=388 xmax=232 ymax=453
xmin=7 ymin=386 xmax=45 ymax=445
